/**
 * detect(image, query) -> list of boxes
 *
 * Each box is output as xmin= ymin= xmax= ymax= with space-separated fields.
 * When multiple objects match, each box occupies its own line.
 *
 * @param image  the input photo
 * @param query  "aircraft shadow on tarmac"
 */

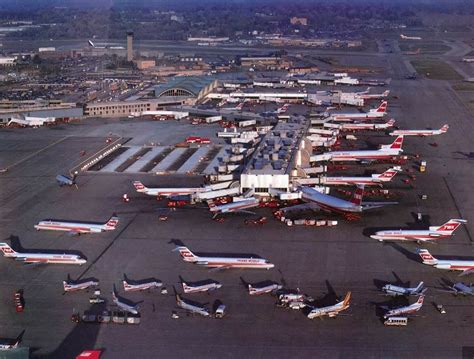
xmin=8 ymin=235 xmax=87 ymax=258
xmin=453 ymin=151 xmax=474 ymax=159
xmin=47 ymin=304 xmax=105 ymax=358
xmin=168 ymin=239 xmax=263 ymax=258
xmin=180 ymin=276 xmax=219 ymax=288
xmin=373 ymin=271 xmax=411 ymax=290
xmin=113 ymin=285 xmax=143 ymax=307
xmin=362 ymin=214 xmax=432 ymax=238
xmin=300 ymin=280 xmax=341 ymax=317
xmin=124 ymin=274 xmax=161 ymax=286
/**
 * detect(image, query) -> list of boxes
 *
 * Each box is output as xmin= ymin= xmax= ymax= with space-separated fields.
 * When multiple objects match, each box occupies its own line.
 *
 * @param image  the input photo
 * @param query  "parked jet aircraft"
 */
xmin=297 ymin=184 xmax=397 ymax=215
xmin=325 ymin=119 xmax=395 ymax=131
xmin=0 ymin=242 xmax=86 ymax=265
xmin=383 ymin=295 xmax=424 ymax=318
xmin=321 ymin=167 xmax=400 ymax=186
xmin=56 ymin=173 xmax=77 ymax=187
xmin=112 ymin=289 xmax=139 ymax=315
xmin=400 ymin=34 xmax=422 ymax=40
xmin=389 ymin=124 xmax=448 ymax=137
xmin=417 ymin=249 xmax=474 ymax=276
xmin=371 ymin=219 xmax=466 ymax=242
xmin=34 ymin=215 xmax=119 ymax=235
xmin=123 ymin=275 xmax=162 ymax=292
xmin=88 ymin=40 xmax=124 ymax=49
xmin=248 ymin=283 xmax=283 ymax=295
xmin=326 ymin=135 xmax=404 ymax=161
xmin=439 ymin=282 xmax=474 ymax=296
xmin=0 ymin=331 xmax=24 ymax=350
xmin=208 ymin=197 xmax=260 ymax=216
xmin=356 ymin=88 xmax=390 ymax=100
xmin=181 ymin=277 xmax=222 ymax=293
xmin=175 ymin=294 xmax=210 ymax=316
xmin=382 ymin=281 xmax=426 ymax=297
xmin=173 ymin=246 xmax=275 ymax=270
xmin=329 ymin=101 xmax=387 ymax=122
xmin=7 ymin=116 xmax=55 ymax=127
xmin=63 ymin=275 xmax=99 ymax=292
xmin=307 ymin=292 xmax=351 ymax=319
xmin=133 ymin=181 xmax=207 ymax=197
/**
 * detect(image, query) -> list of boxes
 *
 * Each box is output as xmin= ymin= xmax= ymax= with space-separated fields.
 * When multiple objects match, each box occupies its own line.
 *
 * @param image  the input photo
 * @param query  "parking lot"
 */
xmin=1 ymin=51 xmax=474 ymax=359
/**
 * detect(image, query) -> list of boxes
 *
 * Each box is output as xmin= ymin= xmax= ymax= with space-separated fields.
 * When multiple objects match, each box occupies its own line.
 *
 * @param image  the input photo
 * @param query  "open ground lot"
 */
xmin=1 ymin=48 xmax=474 ymax=358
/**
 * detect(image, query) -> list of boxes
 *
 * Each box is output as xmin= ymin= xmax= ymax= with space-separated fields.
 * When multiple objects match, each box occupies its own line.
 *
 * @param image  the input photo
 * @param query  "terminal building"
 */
xmin=240 ymin=116 xmax=312 ymax=194
xmin=83 ymin=98 xmax=186 ymax=118
xmin=154 ymin=76 xmax=219 ymax=104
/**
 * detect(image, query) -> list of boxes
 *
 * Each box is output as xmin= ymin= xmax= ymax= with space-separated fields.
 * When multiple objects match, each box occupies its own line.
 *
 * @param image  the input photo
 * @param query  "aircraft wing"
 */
xmin=459 ymin=269 xmax=474 ymax=277
xmin=68 ymin=231 xmax=82 ymax=236
xmin=361 ymin=201 xmax=398 ymax=210
xmin=279 ymin=203 xmax=321 ymax=214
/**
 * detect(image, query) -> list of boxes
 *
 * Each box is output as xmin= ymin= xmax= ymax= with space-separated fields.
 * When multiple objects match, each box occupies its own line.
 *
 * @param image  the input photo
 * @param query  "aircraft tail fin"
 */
xmin=342 ymin=291 xmax=351 ymax=307
xmin=0 ymin=242 xmax=17 ymax=256
xmin=440 ymin=124 xmax=449 ymax=133
xmin=416 ymin=295 xmax=425 ymax=305
xmin=383 ymin=90 xmax=390 ymax=97
xmin=350 ymin=184 xmax=365 ymax=206
xmin=173 ymin=246 xmax=198 ymax=261
xmin=436 ymin=219 xmax=466 ymax=233
xmin=417 ymin=249 xmax=437 ymax=265
xmin=414 ymin=281 xmax=424 ymax=293
xmin=388 ymin=135 xmax=404 ymax=150
xmin=386 ymin=119 xmax=396 ymax=127
xmin=105 ymin=214 xmax=119 ymax=228
xmin=88 ymin=40 xmax=95 ymax=48
xmin=376 ymin=168 xmax=399 ymax=181
xmin=248 ymin=284 xmax=257 ymax=294
xmin=376 ymin=101 xmax=388 ymax=113
xmin=133 ymin=181 xmax=146 ymax=192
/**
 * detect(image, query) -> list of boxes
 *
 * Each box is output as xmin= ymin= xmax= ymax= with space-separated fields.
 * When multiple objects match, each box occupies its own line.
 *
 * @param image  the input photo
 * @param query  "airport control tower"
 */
xmin=127 ymin=32 xmax=134 ymax=61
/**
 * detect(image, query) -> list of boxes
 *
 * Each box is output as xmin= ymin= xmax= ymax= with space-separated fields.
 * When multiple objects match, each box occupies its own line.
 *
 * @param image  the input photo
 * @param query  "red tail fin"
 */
xmin=376 ymin=101 xmax=388 ymax=113
xmin=106 ymin=215 xmax=119 ymax=228
xmin=440 ymin=124 xmax=449 ymax=133
xmin=377 ymin=168 xmax=398 ymax=181
xmin=133 ymin=181 xmax=145 ymax=191
xmin=350 ymin=184 xmax=364 ymax=206
xmin=387 ymin=119 xmax=395 ymax=127
xmin=436 ymin=219 xmax=465 ymax=233
xmin=389 ymin=135 xmax=404 ymax=150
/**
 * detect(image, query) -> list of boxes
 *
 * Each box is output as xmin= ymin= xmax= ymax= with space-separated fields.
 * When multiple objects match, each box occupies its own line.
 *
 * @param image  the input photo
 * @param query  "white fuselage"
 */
xmin=186 ymin=255 xmax=274 ymax=269
xmin=307 ymin=303 xmax=347 ymax=319
xmin=176 ymin=296 xmax=210 ymax=316
xmin=123 ymin=281 xmax=162 ymax=292
xmin=140 ymin=187 xmax=206 ymax=197
xmin=183 ymin=282 xmax=222 ymax=293
xmin=390 ymin=129 xmax=442 ymax=136
xmin=64 ymin=280 xmax=99 ymax=292
xmin=34 ymin=220 xmax=113 ymax=234
xmin=113 ymin=294 xmax=139 ymax=314
xmin=384 ymin=302 xmax=422 ymax=318
xmin=330 ymin=111 xmax=385 ymax=122
xmin=371 ymin=229 xmax=453 ymax=242
xmin=249 ymin=284 xmax=282 ymax=295
xmin=210 ymin=198 xmax=259 ymax=213
xmin=327 ymin=148 xmax=401 ymax=161
xmin=300 ymin=186 xmax=361 ymax=213
xmin=6 ymin=252 xmax=86 ymax=265
xmin=429 ymin=259 xmax=474 ymax=272
xmin=322 ymin=175 xmax=385 ymax=186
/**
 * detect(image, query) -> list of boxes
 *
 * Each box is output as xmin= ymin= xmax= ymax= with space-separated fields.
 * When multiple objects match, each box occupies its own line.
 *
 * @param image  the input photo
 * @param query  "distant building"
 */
xmin=240 ymin=56 xmax=281 ymax=67
xmin=134 ymin=59 xmax=156 ymax=70
xmin=290 ymin=17 xmax=308 ymax=26
xmin=83 ymin=98 xmax=186 ymax=118
xmin=127 ymin=32 xmax=134 ymax=62
xmin=154 ymin=76 xmax=219 ymax=102
xmin=0 ymin=57 xmax=15 ymax=66
xmin=187 ymin=37 xmax=229 ymax=42
xmin=38 ymin=47 xmax=56 ymax=52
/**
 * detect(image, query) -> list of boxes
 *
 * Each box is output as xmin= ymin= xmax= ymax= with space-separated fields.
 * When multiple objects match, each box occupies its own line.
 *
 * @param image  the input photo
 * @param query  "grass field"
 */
xmin=452 ymin=82 xmax=474 ymax=91
xmin=399 ymin=42 xmax=451 ymax=54
xmin=411 ymin=59 xmax=463 ymax=80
